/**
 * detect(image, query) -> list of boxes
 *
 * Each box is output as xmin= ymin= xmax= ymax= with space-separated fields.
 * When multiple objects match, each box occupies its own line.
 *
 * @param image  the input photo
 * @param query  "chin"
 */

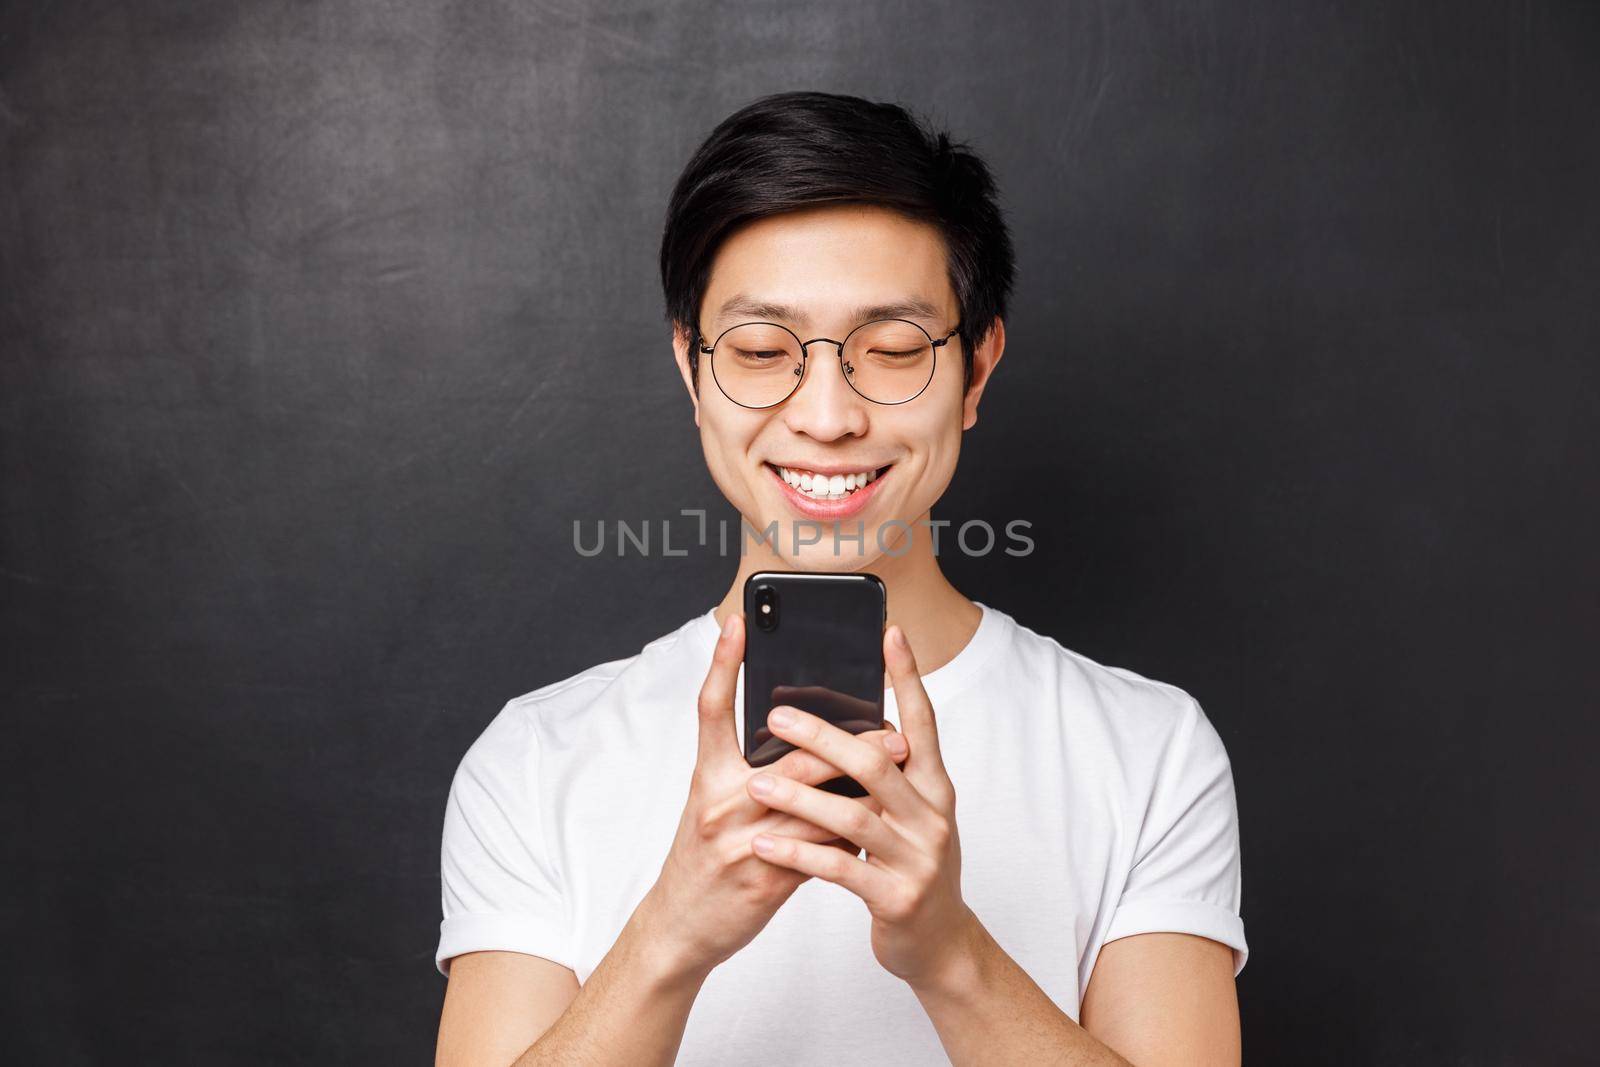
xmin=780 ymin=545 xmax=884 ymax=573
xmin=733 ymin=510 xmax=881 ymax=571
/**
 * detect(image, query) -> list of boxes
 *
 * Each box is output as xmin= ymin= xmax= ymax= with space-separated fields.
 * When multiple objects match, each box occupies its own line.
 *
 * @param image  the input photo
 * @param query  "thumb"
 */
xmin=884 ymin=623 xmax=946 ymax=782
xmin=696 ymin=612 xmax=744 ymax=769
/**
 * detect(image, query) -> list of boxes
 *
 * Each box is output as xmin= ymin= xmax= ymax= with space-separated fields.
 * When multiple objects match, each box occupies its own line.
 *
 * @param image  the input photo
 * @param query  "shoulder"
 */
xmin=985 ymin=606 xmax=1229 ymax=773
xmin=454 ymin=613 xmax=711 ymax=775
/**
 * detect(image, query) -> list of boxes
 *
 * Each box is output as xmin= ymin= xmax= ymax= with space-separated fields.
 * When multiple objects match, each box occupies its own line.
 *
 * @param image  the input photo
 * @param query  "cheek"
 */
xmin=698 ymin=410 xmax=762 ymax=499
xmin=887 ymin=407 xmax=964 ymax=504
xmin=919 ymin=423 xmax=964 ymax=495
xmin=915 ymin=380 xmax=967 ymax=463
xmin=698 ymin=418 xmax=734 ymax=483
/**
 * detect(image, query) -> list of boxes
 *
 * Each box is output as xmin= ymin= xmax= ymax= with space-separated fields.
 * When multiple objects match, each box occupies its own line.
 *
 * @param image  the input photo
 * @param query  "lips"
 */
xmin=765 ymin=462 xmax=892 ymax=520
xmin=773 ymin=464 xmax=882 ymax=500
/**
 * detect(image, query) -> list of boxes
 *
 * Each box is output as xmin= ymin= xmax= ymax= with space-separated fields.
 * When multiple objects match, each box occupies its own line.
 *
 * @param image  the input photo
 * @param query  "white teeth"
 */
xmin=775 ymin=465 xmax=884 ymax=499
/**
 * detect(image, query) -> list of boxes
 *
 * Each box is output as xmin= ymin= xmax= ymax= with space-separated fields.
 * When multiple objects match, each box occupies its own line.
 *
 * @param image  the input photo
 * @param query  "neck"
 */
xmin=711 ymin=510 xmax=983 ymax=674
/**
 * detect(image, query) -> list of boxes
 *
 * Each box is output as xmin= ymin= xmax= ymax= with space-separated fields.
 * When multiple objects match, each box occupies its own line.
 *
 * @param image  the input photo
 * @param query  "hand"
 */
xmin=742 ymin=624 xmax=975 ymax=989
xmin=637 ymin=613 xmax=909 ymax=980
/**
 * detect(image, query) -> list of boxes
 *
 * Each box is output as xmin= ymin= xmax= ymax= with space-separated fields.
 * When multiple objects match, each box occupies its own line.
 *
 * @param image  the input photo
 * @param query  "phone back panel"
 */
xmin=743 ymin=572 xmax=885 ymax=795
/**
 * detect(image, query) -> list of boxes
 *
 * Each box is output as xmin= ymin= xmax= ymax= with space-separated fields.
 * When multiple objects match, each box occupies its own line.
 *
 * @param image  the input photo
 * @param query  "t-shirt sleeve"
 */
xmin=436 ymin=701 xmax=574 ymax=977
xmin=1102 ymin=695 xmax=1248 ymax=976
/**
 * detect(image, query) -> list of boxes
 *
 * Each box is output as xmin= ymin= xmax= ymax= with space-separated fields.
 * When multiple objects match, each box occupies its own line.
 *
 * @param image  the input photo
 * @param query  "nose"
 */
xmin=782 ymin=343 xmax=869 ymax=440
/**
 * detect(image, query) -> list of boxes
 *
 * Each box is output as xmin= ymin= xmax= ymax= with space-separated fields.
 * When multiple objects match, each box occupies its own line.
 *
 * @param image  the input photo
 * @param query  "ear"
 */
xmin=960 ymin=317 xmax=1006 ymax=431
xmin=672 ymin=324 xmax=703 ymax=428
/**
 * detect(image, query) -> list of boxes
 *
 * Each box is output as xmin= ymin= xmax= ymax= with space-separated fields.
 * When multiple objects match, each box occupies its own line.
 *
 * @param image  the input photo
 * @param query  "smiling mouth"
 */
xmin=766 ymin=463 xmax=892 ymax=501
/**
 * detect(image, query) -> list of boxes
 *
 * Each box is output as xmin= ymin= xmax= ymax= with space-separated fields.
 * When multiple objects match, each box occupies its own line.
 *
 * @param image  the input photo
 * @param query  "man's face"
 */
xmin=674 ymin=204 xmax=998 ymax=570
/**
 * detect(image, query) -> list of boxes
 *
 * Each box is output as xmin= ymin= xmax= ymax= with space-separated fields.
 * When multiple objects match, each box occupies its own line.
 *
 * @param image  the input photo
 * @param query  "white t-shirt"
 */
xmin=437 ymin=602 xmax=1247 ymax=1064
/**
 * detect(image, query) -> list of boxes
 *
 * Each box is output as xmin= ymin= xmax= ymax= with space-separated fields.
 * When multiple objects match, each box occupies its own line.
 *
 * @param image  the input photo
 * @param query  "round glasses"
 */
xmin=697 ymin=319 xmax=960 ymax=409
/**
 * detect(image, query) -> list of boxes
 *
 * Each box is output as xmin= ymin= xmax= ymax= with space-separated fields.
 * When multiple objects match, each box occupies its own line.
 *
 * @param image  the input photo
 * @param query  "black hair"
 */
xmin=659 ymin=91 xmax=1015 ymax=389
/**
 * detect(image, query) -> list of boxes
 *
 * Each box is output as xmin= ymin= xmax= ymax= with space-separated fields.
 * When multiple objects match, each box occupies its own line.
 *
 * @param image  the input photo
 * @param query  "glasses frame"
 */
xmin=696 ymin=318 xmax=962 ymax=409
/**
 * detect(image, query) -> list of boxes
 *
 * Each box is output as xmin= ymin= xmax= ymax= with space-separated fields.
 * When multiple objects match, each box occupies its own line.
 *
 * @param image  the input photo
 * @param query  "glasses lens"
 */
xmin=711 ymin=323 xmax=804 ymax=407
xmin=842 ymin=320 xmax=937 ymax=403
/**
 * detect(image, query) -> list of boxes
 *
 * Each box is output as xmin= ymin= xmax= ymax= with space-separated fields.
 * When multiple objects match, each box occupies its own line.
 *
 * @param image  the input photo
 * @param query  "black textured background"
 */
xmin=3 ymin=2 xmax=1596 ymax=1062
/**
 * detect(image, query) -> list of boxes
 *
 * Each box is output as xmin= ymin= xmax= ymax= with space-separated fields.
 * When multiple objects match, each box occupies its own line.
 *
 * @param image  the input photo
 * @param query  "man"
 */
xmin=435 ymin=91 xmax=1246 ymax=1065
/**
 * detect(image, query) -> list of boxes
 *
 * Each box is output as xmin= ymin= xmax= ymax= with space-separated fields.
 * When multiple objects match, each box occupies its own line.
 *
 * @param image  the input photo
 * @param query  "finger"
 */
xmin=770 ymin=728 xmax=907 ymax=788
xmin=746 ymin=773 xmax=918 ymax=866
xmin=698 ymin=768 xmax=889 ymax=833
xmin=765 ymin=706 xmax=936 ymax=823
xmin=762 ymin=809 xmax=877 ymax=850
xmin=695 ymin=613 xmax=744 ymax=769
xmin=769 ymin=685 xmax=882 ymax=726
xmin=734 ymin=732 xmax=902 ymax=827
xmin=884 ymin=625 xmax=947 ymax=781
xmin=750 ymin=833 xmax=897 ymax=905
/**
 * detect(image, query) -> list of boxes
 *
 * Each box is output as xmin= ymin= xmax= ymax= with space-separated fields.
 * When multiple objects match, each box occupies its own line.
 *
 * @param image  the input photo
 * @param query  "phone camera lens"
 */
xmin=754 ymin=585 xmax=779 ymax=632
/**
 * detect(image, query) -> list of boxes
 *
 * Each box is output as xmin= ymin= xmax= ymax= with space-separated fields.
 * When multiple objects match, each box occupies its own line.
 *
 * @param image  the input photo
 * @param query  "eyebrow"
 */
xmin=712 ymin=294 xmax=947 ymax=331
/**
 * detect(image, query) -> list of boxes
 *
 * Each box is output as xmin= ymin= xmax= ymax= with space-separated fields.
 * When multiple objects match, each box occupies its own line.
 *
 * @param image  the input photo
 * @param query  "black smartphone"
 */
xmin=743 ymin=571 xmax=887 ymax=798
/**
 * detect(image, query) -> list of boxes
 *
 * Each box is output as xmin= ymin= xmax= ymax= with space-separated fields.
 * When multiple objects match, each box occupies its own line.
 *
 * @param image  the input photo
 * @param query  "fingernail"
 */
xmin=722 ymin=613 xmax=738 ymax=637
xmin=883 ymin=733 xmax=908 ymax=757
xmin=892 ymin=625 xmax=909 ymax=650
xmin=748 ymin=773 xmax=775 ymax=796
xmin=752 ymin=834 xmax=775 ymax=855
xmin=769 ymin=707 xmax=796 ymax=730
